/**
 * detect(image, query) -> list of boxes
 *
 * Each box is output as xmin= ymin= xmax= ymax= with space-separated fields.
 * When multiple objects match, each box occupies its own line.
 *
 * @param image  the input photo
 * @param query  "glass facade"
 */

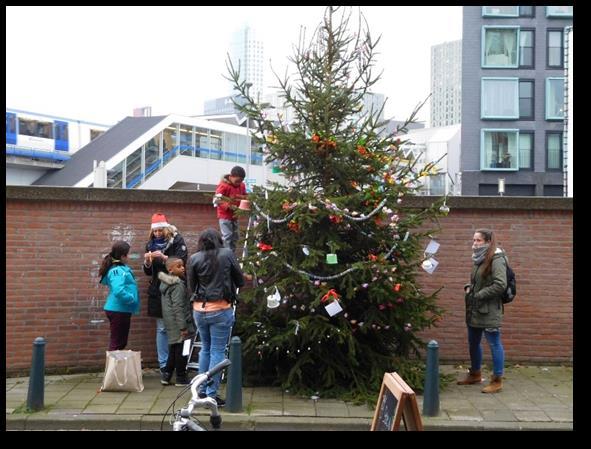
xmin=99 ymin=119 xmax=263 ymax=189
xmin=519 ymin=30 xmax=534 ymax=68
xmin=519 ymin=132 xmax=533 ymax=169
xmin=546 ymin=132 xmax=562 ymax=170
xmin=18 ymin=117 xmax=53 ymax=139
xmin=107 ymin=160 xmax=124 ymax=188
xmin=481 ymin=129 xmax=518 ymax=170
xmin=546 ymin=78 xmax=564 ymax=119
xmin=482 ymin=27 xmax=519 ymax=67
xmin=481 ymin=78 xmax=519 ymax=119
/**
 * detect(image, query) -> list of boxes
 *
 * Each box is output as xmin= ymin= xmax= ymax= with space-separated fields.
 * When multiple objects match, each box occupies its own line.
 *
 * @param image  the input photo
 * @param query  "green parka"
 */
xmin=158 ymin=272 xmax=196 ymax=344
xmin=465 ymin=249 xmax=507 ymax=328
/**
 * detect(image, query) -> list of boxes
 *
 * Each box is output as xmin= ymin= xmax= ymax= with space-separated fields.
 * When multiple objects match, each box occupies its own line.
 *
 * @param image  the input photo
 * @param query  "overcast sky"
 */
xmin=6 ymin=6 xmax=462 ymax=126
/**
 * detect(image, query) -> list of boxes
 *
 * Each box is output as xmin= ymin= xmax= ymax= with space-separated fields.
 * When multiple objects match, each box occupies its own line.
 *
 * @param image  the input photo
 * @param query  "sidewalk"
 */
xmin=6 ymin=365 xmax=572 ymax=431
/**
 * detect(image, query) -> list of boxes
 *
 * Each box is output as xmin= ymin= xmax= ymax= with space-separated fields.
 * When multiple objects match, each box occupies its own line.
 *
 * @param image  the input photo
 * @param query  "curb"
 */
xmin=6 ymin=413 xmax=571 ymax=431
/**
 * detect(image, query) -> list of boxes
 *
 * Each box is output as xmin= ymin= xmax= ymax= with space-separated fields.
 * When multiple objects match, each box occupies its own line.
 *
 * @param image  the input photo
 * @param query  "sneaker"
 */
xmin=213 ymin=396 xmax=225 ymax=407
xmin=175 ymin=376 xmax=190 ymax=387
xmin=160 ymin=371 xmax=172 ymax=385
xmin=198 ymin=392 xmax=207 ymax=399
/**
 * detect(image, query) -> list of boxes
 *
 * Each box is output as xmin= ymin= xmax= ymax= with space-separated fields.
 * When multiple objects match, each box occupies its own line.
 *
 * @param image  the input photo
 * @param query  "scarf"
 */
xmin=472 ymin=244 xmax=490 ymax=265
xmin=148 ymin=237 xmax=169 ymax=252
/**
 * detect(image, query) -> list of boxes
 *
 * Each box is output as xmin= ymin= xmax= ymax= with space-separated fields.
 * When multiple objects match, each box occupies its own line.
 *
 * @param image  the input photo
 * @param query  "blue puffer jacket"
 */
xmin=102 ymin=264 xmax=140 ymax=315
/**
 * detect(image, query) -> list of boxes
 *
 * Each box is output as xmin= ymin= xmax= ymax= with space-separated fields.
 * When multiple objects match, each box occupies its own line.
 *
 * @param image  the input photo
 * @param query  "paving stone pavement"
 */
xmin=6 ymin=364 xmax=572 ymax=431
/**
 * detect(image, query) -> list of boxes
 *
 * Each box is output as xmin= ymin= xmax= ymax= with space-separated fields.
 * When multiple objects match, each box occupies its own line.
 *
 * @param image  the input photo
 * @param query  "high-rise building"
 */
xmin=431 ymin=40 xmax=462 ymax=127
xmin=460 ymin=6 xmax=572 ymax=196
xmin=229 ymin=25 xmax=264 ymax=103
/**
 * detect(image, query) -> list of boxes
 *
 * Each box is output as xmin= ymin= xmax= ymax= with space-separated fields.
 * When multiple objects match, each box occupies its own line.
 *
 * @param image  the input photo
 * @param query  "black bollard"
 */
xmin=422 ymin=339 xmax=440 ymax=416
xmin=26 ymin=337 xmax=46 ymax=412
xmin=226 ymin=336 xmax=243 ymax=412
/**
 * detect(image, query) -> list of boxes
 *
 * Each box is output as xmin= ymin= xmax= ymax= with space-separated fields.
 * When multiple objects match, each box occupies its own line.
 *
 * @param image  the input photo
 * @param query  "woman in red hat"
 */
xmin=143 ymin=212 xmax=188 ymax=373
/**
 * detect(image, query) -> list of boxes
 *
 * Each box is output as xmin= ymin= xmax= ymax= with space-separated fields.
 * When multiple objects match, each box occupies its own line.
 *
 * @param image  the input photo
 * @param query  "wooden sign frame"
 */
xmin=370 ymin=372 xmax=423 ymax=431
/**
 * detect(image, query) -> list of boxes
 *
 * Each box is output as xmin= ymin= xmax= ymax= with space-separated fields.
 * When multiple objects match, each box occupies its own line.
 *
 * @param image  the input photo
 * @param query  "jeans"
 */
xmin=156 ymin=318 xmax=169 ymax=370
xmin=219 ymin=219 xmax=239 ymax=251
xmin=467 ymin=325 xmax=505 ymax=376
xmin=193 ymin=308 xmax=234 ymax=397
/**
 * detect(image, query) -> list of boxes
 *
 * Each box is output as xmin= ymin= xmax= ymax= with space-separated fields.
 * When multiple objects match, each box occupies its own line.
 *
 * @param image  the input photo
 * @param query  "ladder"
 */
xmin=186 ymin=213 xmax=255 ymax=372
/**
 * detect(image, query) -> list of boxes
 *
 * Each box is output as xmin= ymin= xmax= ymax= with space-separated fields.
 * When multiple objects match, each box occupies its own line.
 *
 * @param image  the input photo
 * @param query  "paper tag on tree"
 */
xmin=182 ymin=338 xmax=192 ymax=356
xmin=425 ymin=239 xmax=440 ymax=255
xmin=325 ymin=300 xmax=343 ymax=317
xmin=421 ymin=257 xmax=439 ymax=274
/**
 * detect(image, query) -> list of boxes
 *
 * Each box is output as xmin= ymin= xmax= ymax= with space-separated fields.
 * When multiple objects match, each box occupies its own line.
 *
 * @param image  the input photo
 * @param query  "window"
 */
xmin=547 ymin=29 xmax=564 ymax=68
xmin=519 ymin=29 xmax=535 ymax=68
xmin=125 ymin=147 xmax=142 ymax=188
xmin=546 ymin=78 xmax=565 ymax=120
xmin=481 ymin=129 xmax=519 ymax=170
xmin=543 ymin=185 xmax=563 ymax=196
xmin=179 ymin=124 xmax=193 ymax=156
xmin=519 ymin=80 xmax=534 ymax=119
xmin=162 ymin=125 xmax=178 ymax=166
xmin=90 ymin=129 xmax=104 ymax=141
xmin=546 ymin=6 xmax=573 ymax=18
xmin=6 ymin=112 xmax=17 ymax=144
xmin=18 ymin=117 xmax=53 ymax=139
xmin=519 ymin=6 xmax=534 ymax=17
xmin=482 ymin=27 xmax=519 ymax=68
xmin=144 ymin=134 xmax=161 ymax=181
xmin=482 ymin=6 xmax=519 ymax=17
xmin=519 ymin=132 xmax=533 ymax=170
xmin=546 ymin=132 xmax=562 ymax=170
xmin=107 ymin=160 xmax=124 ymax=188
xmin=481 ymin=78 xmax=519 ymax=119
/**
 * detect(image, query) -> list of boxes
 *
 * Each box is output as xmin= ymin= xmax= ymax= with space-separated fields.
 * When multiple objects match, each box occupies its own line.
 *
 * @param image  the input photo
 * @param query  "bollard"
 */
xmin=26 ymin=337 xmax=46 ymax=412
xmin=226 ymin=336 xmax=243 ymax=412
xmin=422 ymin=339 xmax=440 ymax=417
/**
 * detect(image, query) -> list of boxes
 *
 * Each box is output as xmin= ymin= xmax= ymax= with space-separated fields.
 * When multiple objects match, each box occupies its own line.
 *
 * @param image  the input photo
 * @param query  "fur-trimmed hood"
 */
xmin=158 ymin=271 xmax=182 ymax=285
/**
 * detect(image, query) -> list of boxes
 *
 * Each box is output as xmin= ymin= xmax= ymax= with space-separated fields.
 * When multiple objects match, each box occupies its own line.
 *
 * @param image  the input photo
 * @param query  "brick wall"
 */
xmin=6 ymin=187 xmax=572 ymax=374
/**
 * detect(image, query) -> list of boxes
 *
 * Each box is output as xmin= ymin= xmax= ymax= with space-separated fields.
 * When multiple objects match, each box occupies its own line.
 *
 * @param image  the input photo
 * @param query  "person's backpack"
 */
xmin=501 ymin=256 xmax=516 ymax=304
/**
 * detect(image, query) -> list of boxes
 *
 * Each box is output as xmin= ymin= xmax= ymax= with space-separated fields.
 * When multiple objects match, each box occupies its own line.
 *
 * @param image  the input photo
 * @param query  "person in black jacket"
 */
xmin=186 ymin=228 xmax=245 ymax=406
xmin=143 ymin=213 xmax=188 ymax=372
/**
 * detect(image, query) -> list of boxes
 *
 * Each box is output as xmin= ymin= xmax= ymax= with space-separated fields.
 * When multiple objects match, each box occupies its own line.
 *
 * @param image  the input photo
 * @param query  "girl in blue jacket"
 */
xmin=99 ymin=240 xmax=140 ymax=350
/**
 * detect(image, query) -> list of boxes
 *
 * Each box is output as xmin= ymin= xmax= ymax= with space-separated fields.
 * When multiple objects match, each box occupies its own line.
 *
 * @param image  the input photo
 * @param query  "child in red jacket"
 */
xmin=214 ymin=166 xmax=247 ymax=251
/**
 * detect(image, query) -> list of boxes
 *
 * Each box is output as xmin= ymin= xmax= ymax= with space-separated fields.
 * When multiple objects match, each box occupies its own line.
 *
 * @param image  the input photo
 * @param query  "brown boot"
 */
xmin=457 ymin=369 xmax=482 ymax=385
xmin=481 ymin=374 xmax=503 ymax=393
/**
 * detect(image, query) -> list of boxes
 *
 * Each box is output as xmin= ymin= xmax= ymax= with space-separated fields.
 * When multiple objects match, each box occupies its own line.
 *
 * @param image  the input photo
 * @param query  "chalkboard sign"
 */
xmin=371 ymin=372 xmax=423 ymax=431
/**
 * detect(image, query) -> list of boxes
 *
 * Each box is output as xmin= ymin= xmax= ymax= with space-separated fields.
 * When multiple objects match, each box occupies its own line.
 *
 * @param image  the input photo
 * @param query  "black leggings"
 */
xmin=165 ymin=342 xmax=188 ymax=378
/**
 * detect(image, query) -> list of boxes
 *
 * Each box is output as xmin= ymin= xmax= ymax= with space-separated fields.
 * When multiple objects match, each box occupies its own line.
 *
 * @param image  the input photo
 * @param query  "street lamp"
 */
xmin=245 ymin=82 xmax=253 ymax=185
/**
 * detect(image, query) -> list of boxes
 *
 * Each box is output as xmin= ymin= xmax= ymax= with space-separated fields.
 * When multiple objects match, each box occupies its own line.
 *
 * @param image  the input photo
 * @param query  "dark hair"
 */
xmin=475 ymin=228 xmax=496 ymax=277
xmin=230 ymin=165 xmax=246 ymax=179
xmin=165 ymin=257 xmax=183 ymax=271
xmin=197 ymin=228 xmax=223 ymax=274
xmin=99 ymin=240 xmax=130 ymax=279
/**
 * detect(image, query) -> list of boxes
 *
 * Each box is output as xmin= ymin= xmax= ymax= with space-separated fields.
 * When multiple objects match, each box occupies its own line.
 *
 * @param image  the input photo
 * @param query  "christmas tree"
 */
xmin=226 ymin=6 xmax=447 ymax=401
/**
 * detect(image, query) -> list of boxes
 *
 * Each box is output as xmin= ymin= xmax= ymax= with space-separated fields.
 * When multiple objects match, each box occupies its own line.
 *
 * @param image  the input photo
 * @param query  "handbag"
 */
xmin=100 ymin=350 xmax=144 ymax=392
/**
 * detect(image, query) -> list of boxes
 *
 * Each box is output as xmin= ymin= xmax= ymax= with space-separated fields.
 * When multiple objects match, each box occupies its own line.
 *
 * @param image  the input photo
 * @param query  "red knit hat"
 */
xmin=151 ymin=213 xmax=169 ymax=230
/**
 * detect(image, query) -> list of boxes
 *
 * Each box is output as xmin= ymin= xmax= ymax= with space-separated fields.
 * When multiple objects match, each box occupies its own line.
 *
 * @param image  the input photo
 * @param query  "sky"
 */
xmin=6 ymin=6 xmax=462 ymax=126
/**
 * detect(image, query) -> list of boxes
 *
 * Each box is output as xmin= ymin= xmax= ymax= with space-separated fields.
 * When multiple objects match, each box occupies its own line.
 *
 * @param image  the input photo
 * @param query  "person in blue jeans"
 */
xmin=187 ymin=228 xmax=245 ymax=406
xmin=99 ymin=240 xmax=140 ymax=350
xmin=458 ymin=229 xmax=507 ymax=393
xmin=143 ymin=213 xmax=188 ymax=372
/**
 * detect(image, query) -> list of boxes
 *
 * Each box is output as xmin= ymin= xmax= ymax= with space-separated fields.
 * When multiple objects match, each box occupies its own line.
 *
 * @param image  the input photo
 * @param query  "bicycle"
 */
xmin=161 ymin=358 xmax=231 ymax=431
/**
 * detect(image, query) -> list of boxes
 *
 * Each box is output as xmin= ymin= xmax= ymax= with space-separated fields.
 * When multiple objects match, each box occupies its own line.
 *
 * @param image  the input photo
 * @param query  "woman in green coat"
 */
xmin=457 ymin=229 xmax=507 ymax=393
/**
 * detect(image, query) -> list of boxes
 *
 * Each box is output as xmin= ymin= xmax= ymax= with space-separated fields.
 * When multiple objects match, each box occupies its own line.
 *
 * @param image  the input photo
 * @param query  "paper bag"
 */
xmin=100 ymin=350 xmax=144 ymax=392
